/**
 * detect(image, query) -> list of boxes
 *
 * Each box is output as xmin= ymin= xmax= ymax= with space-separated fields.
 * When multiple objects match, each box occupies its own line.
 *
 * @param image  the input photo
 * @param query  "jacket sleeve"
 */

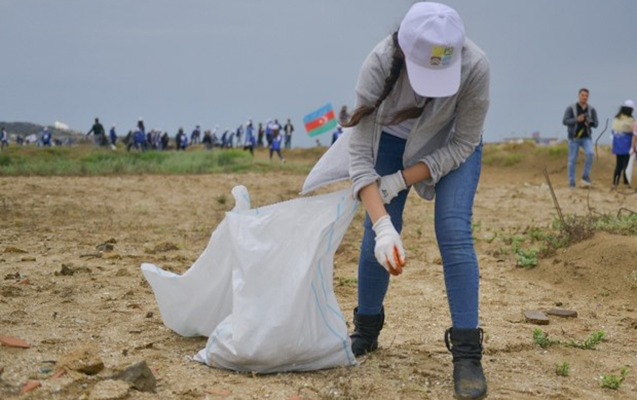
xmin=590 ymin=108 xmax=599 ymax=129
xmin=563 ymin=106 xmax=577 ymax=126
xmin=348 ymin=41 xmax=390 ymax=199
xmin=418 ymin=56 xmax=490 ymax=185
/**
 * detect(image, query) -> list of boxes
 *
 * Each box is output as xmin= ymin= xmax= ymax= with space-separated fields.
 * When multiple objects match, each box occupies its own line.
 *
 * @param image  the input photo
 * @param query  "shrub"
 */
xmin=600 ymin=367 xmax=629 ymax=390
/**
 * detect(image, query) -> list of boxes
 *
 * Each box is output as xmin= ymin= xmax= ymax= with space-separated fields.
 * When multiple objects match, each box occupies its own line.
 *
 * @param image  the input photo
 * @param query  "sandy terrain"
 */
xmin=1 ymin=147 xmax=636 ymax=399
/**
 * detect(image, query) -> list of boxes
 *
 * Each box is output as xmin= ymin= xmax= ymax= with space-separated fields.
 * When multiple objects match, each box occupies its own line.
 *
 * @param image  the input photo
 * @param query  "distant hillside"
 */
xmin=0 ymin=121 xmax=84 ymax=138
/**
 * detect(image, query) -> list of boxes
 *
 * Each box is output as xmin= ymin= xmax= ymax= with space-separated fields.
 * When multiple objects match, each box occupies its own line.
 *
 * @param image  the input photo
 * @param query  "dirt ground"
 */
xmin=1 ymin=148 xmax=637 ymax=399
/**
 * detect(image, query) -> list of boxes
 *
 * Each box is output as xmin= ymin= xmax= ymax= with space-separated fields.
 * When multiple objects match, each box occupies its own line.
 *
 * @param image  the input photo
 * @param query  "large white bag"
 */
xmin=141 ymin=186 xmax=358 ymax=373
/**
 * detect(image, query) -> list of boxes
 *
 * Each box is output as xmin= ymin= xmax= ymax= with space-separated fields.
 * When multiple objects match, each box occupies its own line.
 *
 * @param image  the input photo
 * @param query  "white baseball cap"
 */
xmin=623 ymin=99 xmax=635 ymax=108
xmin=398 ymin=2 xmax=465 ymax=97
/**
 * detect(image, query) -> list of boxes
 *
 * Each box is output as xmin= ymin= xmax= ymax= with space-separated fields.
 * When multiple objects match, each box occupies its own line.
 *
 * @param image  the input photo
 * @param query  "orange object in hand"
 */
xmin=386 ymin=245 xmax=406 ymax=276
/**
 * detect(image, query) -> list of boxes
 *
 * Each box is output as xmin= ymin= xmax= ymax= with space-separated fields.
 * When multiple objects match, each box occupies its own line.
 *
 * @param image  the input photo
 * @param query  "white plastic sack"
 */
xmin=301 ymin=128 xmax=352 ymax=195
xmin=141 ymin=186 xmax=359 ymax=373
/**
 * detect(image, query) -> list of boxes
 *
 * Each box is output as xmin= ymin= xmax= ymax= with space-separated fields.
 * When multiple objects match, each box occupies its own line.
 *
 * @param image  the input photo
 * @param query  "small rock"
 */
xmin=546 ymin=308 xmax=578 ymax=318
xmin=115 ymin=268 xmax=131 ymax=277
xmin=524 ymin=310 xmax=549 ymax=325
xmin=204 ymin=387 xmax=232 ymax=397
xmin=504 ymin=313 xmax=524 ymax=323
xmin=110 ymin=360 xmax=156 ymax=393
xmin=4 ymin=246 xmax=28 ymax=254
xmin=20 ymin=256 xmax=36 ymax=262
xmin=89 ymin=380 xmax=130 ymax=400
xmin=0 ymin=336 xmax=30 ymax=348
xmin=96 ymin=243 xmax=114 ymax=252
xmin=80 ymin=253 xmax=102 ymax=259
xmin=145 ymin=242 xmax=179 ymax=254
xmin=432 ymin=257 xmax=443 ymax=265
xmin=145 ymin=312 xmax=153 ymax=318
xmin=40 ymin=366 xmax=52 ymax=373
xmin=0 ymin=286 xmax=22 ymax=298
xmin=20 ymin=380 xmax=41 ymax=394
xmin=57 ymin=343 xmax=105 ymax=375
xmin=4 ymin=272 xmax=21 ymax=280
xmin=51 ymin=369 xmax=67 ymax=379
xmin=56 ymin=264 xmax=75 ymax=276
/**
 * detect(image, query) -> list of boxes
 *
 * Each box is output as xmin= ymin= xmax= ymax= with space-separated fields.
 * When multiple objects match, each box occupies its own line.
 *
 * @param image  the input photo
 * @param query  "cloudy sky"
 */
xmin=1 ymin=0 xmax=636 ymax=146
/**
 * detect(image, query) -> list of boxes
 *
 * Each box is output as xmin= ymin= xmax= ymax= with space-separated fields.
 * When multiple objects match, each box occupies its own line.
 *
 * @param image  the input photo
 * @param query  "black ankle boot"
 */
xmin=350 ymin=307 xmax=384 ymax=356
xmin=445 ymin=328 xmax=487 ymax=399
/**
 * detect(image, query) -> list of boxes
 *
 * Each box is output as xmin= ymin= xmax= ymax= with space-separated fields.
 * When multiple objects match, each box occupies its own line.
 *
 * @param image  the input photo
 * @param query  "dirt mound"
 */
xmin=530 ymin=233 xmax=637 ymax=307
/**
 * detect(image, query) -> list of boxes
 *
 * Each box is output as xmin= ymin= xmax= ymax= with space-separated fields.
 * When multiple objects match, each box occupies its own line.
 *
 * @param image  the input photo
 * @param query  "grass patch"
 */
xmin=489 ymin=211 xmax=637 ymax=268
xmin=555 ymin=361 xmax=570 ymax=377
xmin=336 ymin=277 xmax=358 ymax=287
xmin=600 ymin=367 xmax=629 ymax=390
xmin=533 ymin=329 xmax=605 ymax=350
xmin=0 ymin=146 xmax=259 ymax=176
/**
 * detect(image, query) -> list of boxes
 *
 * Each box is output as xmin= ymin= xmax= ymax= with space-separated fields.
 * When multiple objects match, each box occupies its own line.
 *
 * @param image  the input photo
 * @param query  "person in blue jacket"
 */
xmin=331 ymin=125 xmax=343 ymax=146
xmin=109 ymin=125 xmax=118 ymax=149
xmin=180 ymin=129 xmax=189 ymax=150
xmin=269 ymin=130 xmax=285 ymax=162
xmin=191 ymin=125 xmax=201 ymax=144
xmin=41 ymin=127 xmax=52 ymax=146
xmin=611 ymin=100 xmax=636 ymax=188
xmin=133 ymin=127 xmax=146 ymax=151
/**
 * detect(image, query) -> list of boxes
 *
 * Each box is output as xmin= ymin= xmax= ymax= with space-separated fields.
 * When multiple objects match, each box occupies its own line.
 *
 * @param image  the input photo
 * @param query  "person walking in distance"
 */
xmin=109 ymin=125 xmax=117 ymax=149
xmin=87 ymin=118 xmax=106 ymax=146
xmin=611 ymin=100 xmax=636 ymax=188
xmin=563 ymin=88 xmax=599 ymax=188
xmin=343 ymin=3 xmax=490 ymax=398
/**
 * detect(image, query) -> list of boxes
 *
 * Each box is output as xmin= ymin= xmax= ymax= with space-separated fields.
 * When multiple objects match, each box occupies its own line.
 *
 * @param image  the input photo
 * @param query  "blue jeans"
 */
xmin=357 ymin=133 xmax=482 ymax=329
xmin=568 ymin=137 xmax=593 ymax=186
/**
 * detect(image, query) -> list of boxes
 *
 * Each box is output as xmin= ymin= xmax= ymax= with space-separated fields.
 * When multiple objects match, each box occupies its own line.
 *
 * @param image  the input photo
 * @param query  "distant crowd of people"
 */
xmin=0 ymin=125 xmax=71 ymax=148
xmin=0 ymin=116 xmax=300 ymax=162
xmin=1 ymin=105 xmax=354 ymax=156
xmin=86 ymin=117 xmax=296 ymax=162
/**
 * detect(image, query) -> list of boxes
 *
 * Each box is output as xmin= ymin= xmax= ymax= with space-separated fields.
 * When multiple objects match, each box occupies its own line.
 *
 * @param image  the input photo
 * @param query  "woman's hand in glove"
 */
xmin=378 ymin=170 xmax=407 ymax=204
xmin=372 ymin=215 xmax=406 ymax=275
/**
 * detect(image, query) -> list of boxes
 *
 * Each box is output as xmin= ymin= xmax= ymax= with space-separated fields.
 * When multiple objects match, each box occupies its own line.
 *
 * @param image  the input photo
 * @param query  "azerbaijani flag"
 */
xmin=304 ymin=103 xmax=337 ymax=137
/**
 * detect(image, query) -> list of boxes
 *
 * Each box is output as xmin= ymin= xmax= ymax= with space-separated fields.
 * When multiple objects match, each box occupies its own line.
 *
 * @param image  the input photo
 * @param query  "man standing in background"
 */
xmin=1 ymin=126 xmax=9 ymax=150
xmin=87 ymin=117 xmax=106 ymax=146
xmin=283 ymin=118 xmax=294 ymax=149
xmin=563 ymin=88 xmax=598 ymax=188
xmin=191 ymin=125 xmax=201 ymax=144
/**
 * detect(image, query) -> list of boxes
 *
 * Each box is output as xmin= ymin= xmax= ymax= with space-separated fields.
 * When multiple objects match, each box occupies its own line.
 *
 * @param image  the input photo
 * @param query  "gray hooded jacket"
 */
xmin=348 ymin=35 xmax=490 ymax=200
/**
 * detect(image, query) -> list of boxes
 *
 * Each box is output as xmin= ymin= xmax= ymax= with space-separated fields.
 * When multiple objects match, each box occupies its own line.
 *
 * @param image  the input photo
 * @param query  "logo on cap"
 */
xmin=430 ymin=46 xmax=455 ymax=67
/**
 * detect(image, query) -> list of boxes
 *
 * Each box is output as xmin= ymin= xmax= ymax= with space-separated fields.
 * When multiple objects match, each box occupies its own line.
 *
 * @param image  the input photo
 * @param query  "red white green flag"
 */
xmin=304 ymin=103 xmax=337 ymax=137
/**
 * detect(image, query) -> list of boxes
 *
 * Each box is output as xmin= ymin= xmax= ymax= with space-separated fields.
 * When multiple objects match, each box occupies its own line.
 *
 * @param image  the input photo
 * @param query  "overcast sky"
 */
xmin=2 ymin=0 xmax=636 ymax=146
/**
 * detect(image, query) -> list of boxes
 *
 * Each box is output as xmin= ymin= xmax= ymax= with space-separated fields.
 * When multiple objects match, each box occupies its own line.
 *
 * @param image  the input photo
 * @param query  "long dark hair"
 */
xmin=615 ymin=106 xmax=634 ymax=119
xmin=342 ymin=32 xmax=429 ymax=128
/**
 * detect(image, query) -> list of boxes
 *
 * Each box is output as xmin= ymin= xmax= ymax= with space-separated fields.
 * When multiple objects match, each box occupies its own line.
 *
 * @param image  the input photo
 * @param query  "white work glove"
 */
xmin=378 ymin=170 xmax=407 ymax=204
xmin=372 ymin=215 xmax=406 ymax=275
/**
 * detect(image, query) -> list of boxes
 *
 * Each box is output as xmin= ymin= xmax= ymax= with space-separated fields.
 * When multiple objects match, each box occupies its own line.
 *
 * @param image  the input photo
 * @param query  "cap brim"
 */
xmin=404 ymin=57 xmax=461 ymax=98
